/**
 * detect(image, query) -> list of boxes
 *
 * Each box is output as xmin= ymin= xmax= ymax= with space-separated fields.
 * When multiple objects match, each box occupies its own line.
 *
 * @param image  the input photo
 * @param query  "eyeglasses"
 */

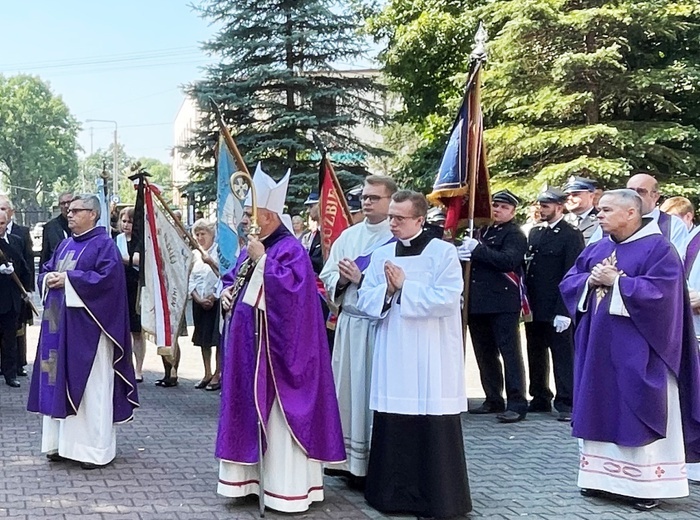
xmin=67 ymin=208 xmax=92 ymax=214
xmin=629 ymin=187 xmax=655 ymax=196
xmin=361 ymin=195 xmax=390 ymax=203
xmin=59 ymin=200 xmax=73 ymax=206
xmin=388 ymin=214 xmax=419 ymax=223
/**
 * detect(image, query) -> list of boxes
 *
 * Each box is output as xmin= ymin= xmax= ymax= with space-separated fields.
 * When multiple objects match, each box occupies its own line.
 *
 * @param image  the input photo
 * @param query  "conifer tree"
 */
xmin=184 ymin=0 xmax=383 ymax=210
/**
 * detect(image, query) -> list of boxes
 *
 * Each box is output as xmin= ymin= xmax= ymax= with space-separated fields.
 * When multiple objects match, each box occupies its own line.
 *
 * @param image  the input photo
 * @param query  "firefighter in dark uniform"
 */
xmin=524 ymin=188 xmax=585 ymax=422
xmin=458 ymin=190 xmax=529 ymax=423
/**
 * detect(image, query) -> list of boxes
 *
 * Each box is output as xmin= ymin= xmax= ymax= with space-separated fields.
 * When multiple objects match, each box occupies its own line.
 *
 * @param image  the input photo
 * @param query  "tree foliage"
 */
xmin=368 ymin=0 xmax=700 ymax=203
xmin=0 ymin=74 xmax=79 ymax=210
xmin=183 ymin=0 xmax=385 ymax=213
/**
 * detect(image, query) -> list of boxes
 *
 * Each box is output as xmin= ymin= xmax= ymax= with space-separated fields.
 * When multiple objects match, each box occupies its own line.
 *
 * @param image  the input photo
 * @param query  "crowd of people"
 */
xmin=2 ymin=167 xmax=700 ymax=515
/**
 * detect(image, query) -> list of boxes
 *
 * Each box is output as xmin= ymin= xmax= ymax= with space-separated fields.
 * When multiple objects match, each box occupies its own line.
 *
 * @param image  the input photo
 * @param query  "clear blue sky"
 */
xmin=0 ymin=1 xmax=214 ymax=164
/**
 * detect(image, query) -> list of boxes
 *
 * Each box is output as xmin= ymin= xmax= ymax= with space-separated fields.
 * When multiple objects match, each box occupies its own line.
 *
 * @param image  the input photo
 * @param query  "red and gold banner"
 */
xmin=318 ymin=155 xmax=352 ymax=261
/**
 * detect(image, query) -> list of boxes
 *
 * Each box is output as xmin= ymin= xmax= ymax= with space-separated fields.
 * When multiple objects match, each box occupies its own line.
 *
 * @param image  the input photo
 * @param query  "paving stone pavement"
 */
xmin=2 ymin=324 xmax=700 ymax=519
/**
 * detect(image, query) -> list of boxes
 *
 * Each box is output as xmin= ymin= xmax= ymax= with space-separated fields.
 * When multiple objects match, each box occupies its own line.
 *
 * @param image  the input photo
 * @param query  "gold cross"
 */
xmin=41 ymin=349 xmax=58 ymax=385
xmin=43 ymin=297 xmax=61 ymax=333
xmin=594 ymin=250 xmax=625 ymax=311
xmin=56 ymin=250 xmax=78 ymax=273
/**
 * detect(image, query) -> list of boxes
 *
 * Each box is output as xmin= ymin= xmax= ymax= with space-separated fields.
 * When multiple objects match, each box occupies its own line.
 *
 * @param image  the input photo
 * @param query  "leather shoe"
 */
xmin=580 ymin=488 xmax=605 ymax=498
xmin=633 ymin=499 xmax=659 ymax=511
xmin=528 ymin=400 xmax=552 ymax=413
xmin=5 ymin=379 xmax=20 ymax=388
xmin=469 ymin=402 xmax=505 ymax=414
xmin=47 ymin=452 xmax=67 ymax=462
xmin=557 ymin=411 xmax=572 ymax=422
xmin=80 ymin=461 xmax=107 ymax=470
xmin=17 ymin=368 xmax=27 ymax=377
xmin=496 ymin=410 xmax=525 ymax=423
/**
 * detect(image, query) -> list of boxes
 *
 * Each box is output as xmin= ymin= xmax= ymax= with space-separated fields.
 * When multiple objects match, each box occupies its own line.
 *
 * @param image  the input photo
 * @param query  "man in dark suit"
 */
xmin=458 ymin=190 xmax=529 ymax=423
xmin=564 ymin=176 xmax=599 ymax=243
xmin=0 ymin=210 xmax=31 ymax=387
xmin=40 ymin=191 xmax=73 ymax=268
xmin=0 ymin=196 xmax=35 ymax=377
xmin=525 ymin=188 xmax=585 ymax=422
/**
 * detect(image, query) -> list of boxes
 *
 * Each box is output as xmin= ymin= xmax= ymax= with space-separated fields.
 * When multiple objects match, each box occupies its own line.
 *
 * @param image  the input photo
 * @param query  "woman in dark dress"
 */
xmin=116 ymin=207 xmax=145 ymax=382
xmin=189 ymin=219 xmax=221 ymax=390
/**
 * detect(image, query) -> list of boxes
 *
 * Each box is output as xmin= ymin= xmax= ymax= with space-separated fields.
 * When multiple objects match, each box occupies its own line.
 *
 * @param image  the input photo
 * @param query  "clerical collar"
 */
xmin=398 ymin=229 xmax=423 ymax=246
xmin=396 ymin=230 xmax=432 ymax=257
xmin=72 ymin=226 xmax=102 ymax=242
xmin=611 ymin=218 xmax=660 ymax=244
xmin=645 ymin=207 xmax=660 ymax=220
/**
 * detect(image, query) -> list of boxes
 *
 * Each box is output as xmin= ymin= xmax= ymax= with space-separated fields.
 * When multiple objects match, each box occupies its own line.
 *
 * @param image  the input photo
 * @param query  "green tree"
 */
xmin=0 ymin=74 xmax=80 ymax=210
xmin=184 ymin=0 xmax=385 ymax=213
xmin=369 ymin=0 xmax=700 ymax=203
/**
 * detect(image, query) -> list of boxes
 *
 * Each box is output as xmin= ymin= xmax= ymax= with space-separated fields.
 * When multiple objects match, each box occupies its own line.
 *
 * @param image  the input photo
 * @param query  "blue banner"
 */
xmin=217 ymin=136 xmax=245 ymax=277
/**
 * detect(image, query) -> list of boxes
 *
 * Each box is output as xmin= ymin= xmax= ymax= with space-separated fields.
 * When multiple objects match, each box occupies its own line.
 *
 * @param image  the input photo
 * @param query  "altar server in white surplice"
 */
xmin=357 ymin=190 xmax=471 ymax=519
xmin=319 ymin=175 xmax=397 ymax=485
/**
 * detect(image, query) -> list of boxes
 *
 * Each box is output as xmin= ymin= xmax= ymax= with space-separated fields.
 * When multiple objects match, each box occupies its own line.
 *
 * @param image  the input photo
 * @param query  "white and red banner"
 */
xmin=140 ymin=184 xmax=194 ymax=350
xmin=319 ymin=155 xmax=352 ymax=262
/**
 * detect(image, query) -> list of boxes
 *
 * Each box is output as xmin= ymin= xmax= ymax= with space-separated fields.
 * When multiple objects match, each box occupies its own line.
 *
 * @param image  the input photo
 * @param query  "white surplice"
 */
xmin=356 ymin=237 xmax=467 ymax=416
xmin=41 ymin=276 xmax=116 ymax=465
xmin=319 ymin=218 xmax=393 ymax=476
xmin=684 ymin=225 xmax=700 ymax=481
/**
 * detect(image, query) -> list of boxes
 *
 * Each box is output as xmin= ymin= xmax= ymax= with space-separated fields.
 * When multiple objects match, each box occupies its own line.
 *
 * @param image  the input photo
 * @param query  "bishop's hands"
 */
xmin=0 ymin=262 xmax=14 ymax=276
xmin=247 ymin=236 xmax=265 ymax=262
xmin=221 ymin=287 xmax=234 ymax=312
xmin=338 ymin=258 xmax=362 ymax=286
xmin=46 ymin=272 xmax=66 ymax=289
xmin=384 ymin=261 xmax=405 ymax=296
xmin=588 ymin=263 xmax=620 ymax=288
xmin=689 ymin=289 xmax=700 ymax=315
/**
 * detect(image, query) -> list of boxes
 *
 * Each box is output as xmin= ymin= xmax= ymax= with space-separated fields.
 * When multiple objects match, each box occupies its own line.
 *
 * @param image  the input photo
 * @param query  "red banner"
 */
xmin=319 ymin=156 xmax=352 ymax=261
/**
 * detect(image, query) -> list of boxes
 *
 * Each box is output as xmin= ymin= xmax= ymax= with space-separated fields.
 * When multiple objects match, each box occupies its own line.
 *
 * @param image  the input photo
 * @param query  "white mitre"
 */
xmin=244 ymin=162 xmax=291 ymax=216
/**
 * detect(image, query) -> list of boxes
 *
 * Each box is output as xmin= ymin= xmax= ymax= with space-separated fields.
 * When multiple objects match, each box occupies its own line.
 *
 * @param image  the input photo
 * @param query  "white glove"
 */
xmin=690 ymin=289 xmax=700 ymax=310
xmin=0 ymin=262 xmax=14 ymax=275
xmin=553 ymin=315 xmax=571 ymax=333
xmin=455 ymin=245 xmax=472 ymax=262
xmin=456 ymin=238 xmax=479 ymax=261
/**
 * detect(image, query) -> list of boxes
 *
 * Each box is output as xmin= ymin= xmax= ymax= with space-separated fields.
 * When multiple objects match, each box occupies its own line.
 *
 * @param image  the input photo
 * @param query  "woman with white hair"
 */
xmin=189 ymin=219 xmax=221 ymax=390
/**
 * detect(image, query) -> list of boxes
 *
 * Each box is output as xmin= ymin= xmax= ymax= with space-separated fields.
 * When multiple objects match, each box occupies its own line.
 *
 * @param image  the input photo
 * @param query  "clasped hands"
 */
xmin=384 ymin=261 xmax=405 ymax=296
xmin=338 ymin=258 xmax=362 ymax=286
xmin=46 ymin=271 xmax=66 ymax=289
xmin=588 ymin=263 xmax=620 ymax=288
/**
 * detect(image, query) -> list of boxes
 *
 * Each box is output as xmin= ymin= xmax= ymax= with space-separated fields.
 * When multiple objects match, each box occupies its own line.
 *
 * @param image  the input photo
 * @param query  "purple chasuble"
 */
xmin=215 ymin=224 xmax=345 ymax=464
xmin=559 ymin=228 xmax=700 ymax=461
xmin=27 ymin=226 xmax=139 ymax=423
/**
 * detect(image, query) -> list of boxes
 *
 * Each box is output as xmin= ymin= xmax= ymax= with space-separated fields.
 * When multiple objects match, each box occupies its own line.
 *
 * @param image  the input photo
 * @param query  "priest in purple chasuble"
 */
xmin=216 ymin=164 xmax=344 ymax=514
xmin=559 ymin=189 xmax=700 ymax=511
xmin=27 ymin=194 xmax=139 ymax=469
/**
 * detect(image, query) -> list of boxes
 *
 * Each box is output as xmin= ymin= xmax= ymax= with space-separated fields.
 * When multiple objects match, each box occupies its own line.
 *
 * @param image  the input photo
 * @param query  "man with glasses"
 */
xmin=357 ymin=190 xmax=471 ymax=518
xmin=459 ymin=190 xmax=529 ymax=423
xmin=40 ymin=192 xmax=73 ymax=267
xmin=320 ymin=175 xmax=397 ymax=488
xmin=589 ymin=173 xmax=688 ymax=257
xmin=28 ymin=194 xmax=139 ymax=470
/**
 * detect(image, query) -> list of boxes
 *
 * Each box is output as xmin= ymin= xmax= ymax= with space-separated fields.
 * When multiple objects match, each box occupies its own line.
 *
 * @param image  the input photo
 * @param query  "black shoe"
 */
xmin=580 ymin=488 xmax=604 ymax=498
xmin=496 ymin=410 xmax=525 ymax=423
xmin=633 ymin=499 xmax=659 ymax=511
xmin=47 ymin=452 xmax=67 ymax=462
xmin=528 ymin=400 xmax=552 ymax=413
xmin=557 ymin=411 xmax=572 ymax=422
xmin=347 ymin=475 xmax=366 ymax=491
xmin=5 ymin=379 xmax=20 ymax=388
xmin=17 ymin=368 xmax=27 ymax=377
xmin=80 ymin=461 xmax=107 ymax=470
xmin=469 ymin=401 xmax=505 ymax=414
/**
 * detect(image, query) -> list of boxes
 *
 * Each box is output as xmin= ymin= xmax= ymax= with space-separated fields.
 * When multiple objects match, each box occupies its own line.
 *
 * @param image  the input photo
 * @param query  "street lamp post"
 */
xmin=85 ymin=119 xmax=118 ymax=200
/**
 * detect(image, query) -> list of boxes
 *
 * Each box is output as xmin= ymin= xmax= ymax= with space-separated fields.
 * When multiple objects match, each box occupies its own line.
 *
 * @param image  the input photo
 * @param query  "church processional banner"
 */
xmin=140 ymin=183 xmax=194 ymax=353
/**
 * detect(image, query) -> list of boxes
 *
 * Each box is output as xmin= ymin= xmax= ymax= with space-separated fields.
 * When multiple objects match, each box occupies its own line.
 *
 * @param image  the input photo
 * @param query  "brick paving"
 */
xmin=2 ymin=323 xmax=700 ymax=519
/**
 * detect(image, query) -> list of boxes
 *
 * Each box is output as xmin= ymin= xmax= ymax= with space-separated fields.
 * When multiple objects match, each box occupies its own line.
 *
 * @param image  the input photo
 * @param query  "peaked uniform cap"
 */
xmin=537 ymin=187 xmax=568 ymax=204
xmin=564 ymin=176 xmax=597 ymax=193
xmin=244 ymin=162 xmax=290 ymax=215
xmin=492 ymin=189 xmax=520 ymax=207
